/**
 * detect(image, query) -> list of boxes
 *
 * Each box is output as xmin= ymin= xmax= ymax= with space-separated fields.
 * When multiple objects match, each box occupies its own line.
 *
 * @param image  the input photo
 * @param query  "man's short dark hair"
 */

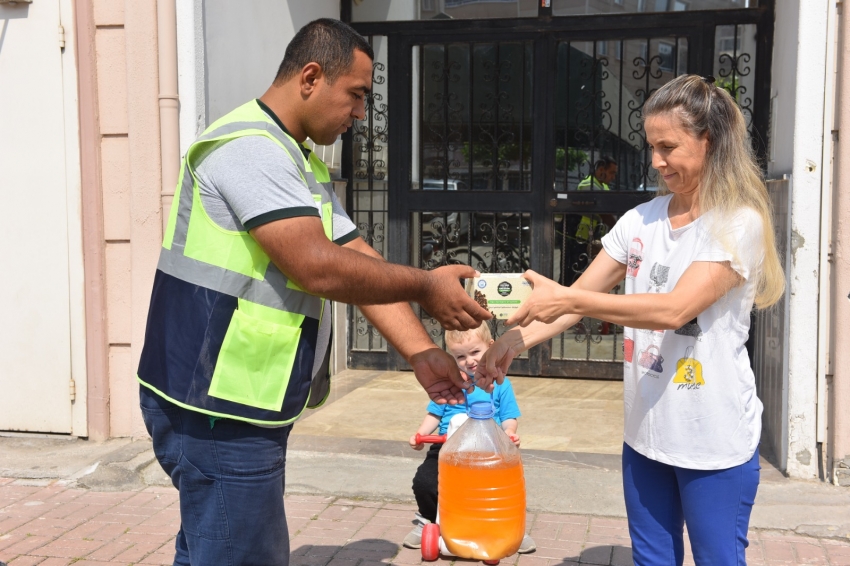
xmin=593 ymin=156 xmax=617 ymax=171
xmin=275 ymin=19 xmax=374 ymax=85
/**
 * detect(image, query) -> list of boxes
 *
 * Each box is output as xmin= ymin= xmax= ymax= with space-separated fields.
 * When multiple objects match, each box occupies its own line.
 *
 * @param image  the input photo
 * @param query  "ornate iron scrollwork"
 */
xmin=423 ymin=48 xmax=464 ymax=186
xmin=353 ymin=61 xmax=388 ymax=183
xmin=478 ymin=53 xmax=516 ymax=185
xmin=716 ymin=25 xmax=755 ymax=129
xmin=350 ymin=48 xmax=390 ymax=353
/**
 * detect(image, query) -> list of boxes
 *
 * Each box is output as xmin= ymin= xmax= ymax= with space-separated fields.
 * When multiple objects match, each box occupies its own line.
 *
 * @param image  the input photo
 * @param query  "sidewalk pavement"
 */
xmin=0 ymin=479 xmax=849 ymax=566
xmin=2 ymin=371 xmax=850 ymax=565
xmin=1 ymin=435 xmax=850 ymax=566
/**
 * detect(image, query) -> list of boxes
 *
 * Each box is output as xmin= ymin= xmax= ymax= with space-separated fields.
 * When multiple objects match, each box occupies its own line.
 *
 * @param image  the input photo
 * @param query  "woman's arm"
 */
xmin=509 ymin=259 xmax=742 ymax=330
xmin=475 ymin=251 xmax=626 ymax=386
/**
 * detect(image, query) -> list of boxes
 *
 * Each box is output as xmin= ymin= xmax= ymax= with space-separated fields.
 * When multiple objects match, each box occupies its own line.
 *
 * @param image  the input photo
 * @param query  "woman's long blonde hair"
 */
xmin=643 ymin=74 xmax=785 ymax=309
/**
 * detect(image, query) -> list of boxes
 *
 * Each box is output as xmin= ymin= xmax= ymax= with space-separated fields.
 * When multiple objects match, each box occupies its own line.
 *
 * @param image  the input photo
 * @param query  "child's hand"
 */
xmin=409 ymin=435 xmax=425 ymax=451
xmin=508 ymin=433 xmax=520 ymax=447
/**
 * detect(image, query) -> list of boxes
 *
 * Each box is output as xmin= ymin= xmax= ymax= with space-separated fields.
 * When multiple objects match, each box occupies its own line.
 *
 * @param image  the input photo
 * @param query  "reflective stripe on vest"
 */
xmin=138 ymin=100 xmax=335 ymax=425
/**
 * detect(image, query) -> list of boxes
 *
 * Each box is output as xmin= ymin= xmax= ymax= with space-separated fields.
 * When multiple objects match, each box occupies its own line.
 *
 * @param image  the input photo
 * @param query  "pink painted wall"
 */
xmin=78 ymin=0 xmax=163 ymax=438
xmin=831 ymin=4 xmax=850 ymax=486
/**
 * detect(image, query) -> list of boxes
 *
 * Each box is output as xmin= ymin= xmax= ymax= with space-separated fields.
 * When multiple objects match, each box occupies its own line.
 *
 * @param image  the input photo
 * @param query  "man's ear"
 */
xmin=300 ymin=62 xmax=323 ymax=95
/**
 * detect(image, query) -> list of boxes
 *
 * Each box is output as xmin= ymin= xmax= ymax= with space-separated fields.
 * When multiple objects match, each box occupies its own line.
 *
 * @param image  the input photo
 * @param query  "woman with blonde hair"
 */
xmin=475 ymin=74 xmax=784 ymax=564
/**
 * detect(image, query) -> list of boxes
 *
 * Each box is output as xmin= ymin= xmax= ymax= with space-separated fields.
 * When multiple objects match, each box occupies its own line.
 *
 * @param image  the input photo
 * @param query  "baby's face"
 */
xmin=447 ymin=335 xmax=494 ymax=376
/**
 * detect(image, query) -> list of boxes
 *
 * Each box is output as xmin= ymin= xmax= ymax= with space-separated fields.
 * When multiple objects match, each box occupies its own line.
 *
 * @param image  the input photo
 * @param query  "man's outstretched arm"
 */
xmin=251 ymin=216 xmax=490 ymax=331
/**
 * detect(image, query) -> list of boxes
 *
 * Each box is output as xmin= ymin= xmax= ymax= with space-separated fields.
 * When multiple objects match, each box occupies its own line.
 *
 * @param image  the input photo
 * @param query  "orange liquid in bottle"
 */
xmin=438 ymin=452 xmax=526 ymax=560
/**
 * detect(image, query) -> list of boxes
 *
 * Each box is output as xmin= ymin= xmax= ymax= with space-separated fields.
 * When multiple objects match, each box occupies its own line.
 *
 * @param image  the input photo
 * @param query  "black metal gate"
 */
xmin=343 ymin=2 xmax=774 ymax=378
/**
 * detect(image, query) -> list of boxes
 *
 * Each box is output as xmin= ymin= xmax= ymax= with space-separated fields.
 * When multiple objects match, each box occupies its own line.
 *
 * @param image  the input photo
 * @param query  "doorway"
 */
xmin=0 ymin=0 xmax=84 ymax=432
xmin=343 ymin=2 xmax=774 ymax=378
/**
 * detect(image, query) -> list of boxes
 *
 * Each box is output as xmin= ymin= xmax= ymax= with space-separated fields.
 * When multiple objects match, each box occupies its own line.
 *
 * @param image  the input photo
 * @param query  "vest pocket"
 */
xmin=208 ymin=308 xmax=302 ymax=411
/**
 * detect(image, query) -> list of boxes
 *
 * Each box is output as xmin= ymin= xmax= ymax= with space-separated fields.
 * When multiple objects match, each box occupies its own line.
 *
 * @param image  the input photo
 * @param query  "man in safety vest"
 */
xmin=137 ymin=19 xmax=490 ymax=566
xmin=575 ymin=156 xmax=617 ymax=242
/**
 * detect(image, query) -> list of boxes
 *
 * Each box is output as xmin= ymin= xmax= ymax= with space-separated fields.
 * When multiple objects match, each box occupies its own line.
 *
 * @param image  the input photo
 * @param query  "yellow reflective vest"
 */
xmin=137 ymin=100 xmax=336 ymax=425
xmin=575 ymin=175 xmax=609 ymax=242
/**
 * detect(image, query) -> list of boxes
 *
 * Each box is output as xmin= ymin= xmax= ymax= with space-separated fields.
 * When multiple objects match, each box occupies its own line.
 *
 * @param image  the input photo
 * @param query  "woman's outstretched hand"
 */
xmin=474 ymin=338 xmax=515 ymax=389
xmin=507 ymin=270 xmax=571 ymax=327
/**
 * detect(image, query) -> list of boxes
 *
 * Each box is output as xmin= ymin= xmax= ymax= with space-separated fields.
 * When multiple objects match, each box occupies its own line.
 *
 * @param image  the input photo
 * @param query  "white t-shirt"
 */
xmin=601 ymin=194 xmax=765 ymax=470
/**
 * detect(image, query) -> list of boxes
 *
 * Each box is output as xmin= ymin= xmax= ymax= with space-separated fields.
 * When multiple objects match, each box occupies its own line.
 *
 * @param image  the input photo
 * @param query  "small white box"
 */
xmin=464 ymin=274 xmax=532 ymax=320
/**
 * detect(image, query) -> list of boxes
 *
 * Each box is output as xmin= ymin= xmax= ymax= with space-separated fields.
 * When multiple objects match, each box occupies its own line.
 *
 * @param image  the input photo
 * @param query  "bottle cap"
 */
xmin=468 ymin=400 xmax=496 ymax=420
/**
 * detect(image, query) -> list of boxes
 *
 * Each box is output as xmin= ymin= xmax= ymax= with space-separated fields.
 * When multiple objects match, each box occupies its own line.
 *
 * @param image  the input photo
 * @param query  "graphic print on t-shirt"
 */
xmin=623 ymin=336 xmax=635 ymax=363
xmin=626 ymin=238 xmax=644 ymax=278
xmin=673 ymin=346 xmax=704 ymax=389
xmin=648 ymin=262 xmax=670 ymax=292
xmin=600 ymin=196 xmax=765 ymax=468
xmin=637 ymin=345 xmax=664 ymax=375
xmin=674 ymin=317 xmax=703 ymax=340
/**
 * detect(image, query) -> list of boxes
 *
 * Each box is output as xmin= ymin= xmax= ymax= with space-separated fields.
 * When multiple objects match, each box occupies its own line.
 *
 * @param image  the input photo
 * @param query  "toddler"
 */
xmin=402 ymin=324 xmax=536 ymax=554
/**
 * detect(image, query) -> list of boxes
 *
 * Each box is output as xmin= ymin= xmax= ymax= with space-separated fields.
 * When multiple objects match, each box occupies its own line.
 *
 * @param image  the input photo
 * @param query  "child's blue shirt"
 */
xmin=426 ymin=377 xmax=521 ymax=434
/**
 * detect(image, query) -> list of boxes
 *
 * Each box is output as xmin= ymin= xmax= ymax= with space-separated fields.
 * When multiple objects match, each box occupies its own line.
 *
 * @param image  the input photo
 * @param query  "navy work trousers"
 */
xmin=140 ymin=385 xmax=292 ymax=566
xmin=622 ymin=442 xmax=760 ymax=566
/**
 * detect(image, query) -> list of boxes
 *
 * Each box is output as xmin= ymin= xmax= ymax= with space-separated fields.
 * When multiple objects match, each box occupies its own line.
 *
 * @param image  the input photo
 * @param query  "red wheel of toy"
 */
xmin=421 ymin=524 xmax=440 ymax=561
xmin=483 ymin=560 xmax=500 ymax=565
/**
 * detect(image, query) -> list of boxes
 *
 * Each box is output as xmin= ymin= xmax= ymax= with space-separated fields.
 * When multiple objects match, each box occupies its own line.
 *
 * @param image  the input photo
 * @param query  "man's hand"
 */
xmin=409 ymin=347 xmax=472 ymax=404
xmin=409 ymin=434 xmax=425 ymax=451
xmin=421 ymin=265 xmax=492 ymax=331
xmin=507 ymin=270 xmax=571 ymax=327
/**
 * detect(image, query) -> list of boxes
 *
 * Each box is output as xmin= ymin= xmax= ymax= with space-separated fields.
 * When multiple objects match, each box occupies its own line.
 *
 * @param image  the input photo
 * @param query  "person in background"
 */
xmin=575 ymin=156 xmax=617 ymax=243
xmin=404 ymin=324 xmax=536 ymax=555
xmin=476 ymin=75 xmax=785 ymax=565
xmin=573 ymin=156 xmax=618 ymax=333
xmin=577 ymin=155 xmax=618 ymax=192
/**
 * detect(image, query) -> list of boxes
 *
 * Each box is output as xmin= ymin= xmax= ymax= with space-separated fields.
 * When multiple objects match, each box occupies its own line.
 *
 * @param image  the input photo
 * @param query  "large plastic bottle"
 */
xmin=437 ymin=398 xmax=526 ymax=560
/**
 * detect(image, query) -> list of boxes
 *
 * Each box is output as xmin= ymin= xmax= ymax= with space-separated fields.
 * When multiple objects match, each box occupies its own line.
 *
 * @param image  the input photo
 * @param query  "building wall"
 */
xmin=77 ymin=0 xmax=163 ymax=439
xmin=72 ymin=0 xmax=843 ymax=463
xmin=830 ymin=0 xmax=850 ymax=486
xmin=203 ymin=0 xmax=340 ymax=126
xmin=75 ymin=0 xmax=347 ymax=440
xmin=176 ymin=0 xmax=205 ymax=157
xmin=0 ymin=0 xmax=88 ymax=435
xmin=767 ymin=0 xmax=830 ymax=479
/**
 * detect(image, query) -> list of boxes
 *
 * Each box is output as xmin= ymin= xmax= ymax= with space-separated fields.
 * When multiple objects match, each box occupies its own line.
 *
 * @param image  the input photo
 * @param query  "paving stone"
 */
xmin=580 ymin=545 xmax=613 ymax=565
xmin=5 ymin=556 xmax=47 ymax=565
xmin=610 ymin=545 xmax=633 ymax=566
xmin=762 ymin=539 xmax=796 ymax=563
xmin=391 ymin=547 xmax=425 ymax=565
xmin=517 ymin=555 xmax=553 ymax=566
xmin=3 ymin=479 xmax=850 ymax=566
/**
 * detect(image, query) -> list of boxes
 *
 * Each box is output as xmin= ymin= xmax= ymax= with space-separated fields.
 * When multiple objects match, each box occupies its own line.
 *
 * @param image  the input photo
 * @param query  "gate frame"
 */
xmin=342 ymin=1 xmax=776 ymax=376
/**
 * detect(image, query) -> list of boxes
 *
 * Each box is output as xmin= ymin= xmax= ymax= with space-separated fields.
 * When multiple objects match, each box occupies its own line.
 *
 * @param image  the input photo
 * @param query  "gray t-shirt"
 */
xmin=194 ymin=130 xmax=357 ymax=244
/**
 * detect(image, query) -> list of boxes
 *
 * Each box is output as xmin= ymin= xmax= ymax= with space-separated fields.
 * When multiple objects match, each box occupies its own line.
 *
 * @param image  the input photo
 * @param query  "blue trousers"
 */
xmin=622 ymin=443 xmax=760 ymax=566
xmin=140 ymin=386 xmax=292 ymax=566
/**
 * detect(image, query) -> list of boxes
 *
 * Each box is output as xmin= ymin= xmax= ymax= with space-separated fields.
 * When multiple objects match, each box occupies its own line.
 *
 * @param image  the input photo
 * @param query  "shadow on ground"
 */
xmin=290 ymin=540 xmax=633 ymax=566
